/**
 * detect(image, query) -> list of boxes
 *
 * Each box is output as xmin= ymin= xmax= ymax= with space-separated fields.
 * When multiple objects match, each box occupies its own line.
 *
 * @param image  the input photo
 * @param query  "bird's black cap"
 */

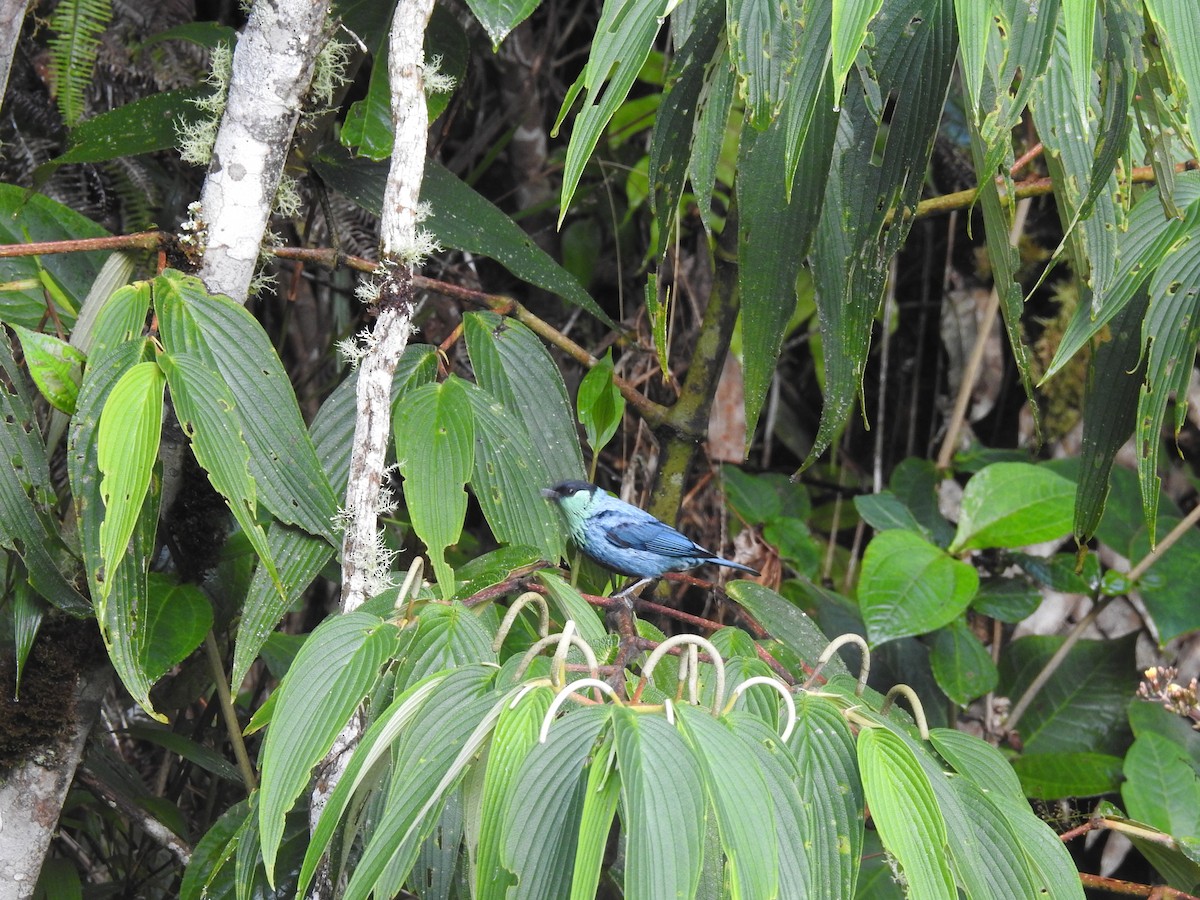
xmin=541 ymin=480 xmax=598 ymax=501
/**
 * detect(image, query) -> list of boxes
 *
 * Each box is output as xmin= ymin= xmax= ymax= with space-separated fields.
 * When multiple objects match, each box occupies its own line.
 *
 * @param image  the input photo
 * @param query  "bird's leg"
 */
xmin=613 ymin=577 xmax=652 ymax=602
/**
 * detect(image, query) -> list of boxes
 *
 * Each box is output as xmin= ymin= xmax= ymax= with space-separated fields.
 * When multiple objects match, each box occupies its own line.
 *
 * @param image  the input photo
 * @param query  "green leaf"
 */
xmin=971 ymin=575 xmax=1042 ymax=623
xmin=474 ymin=686 xmax=554 ymax=900
xmin=0 ymin=334 xmax=88 ymax=613
xmin=727 ymin=0 xmax=796 ymax=129
xmin=930 ymin=618 xmax=998 ymax=706
xmin=576 ymin=349 xmax=624 ymax=462
xmin=1135 ymin=223 xmax=1200 ymax=539
xmin=675 ymin=707 xmax=778 ymax=900
xmin=857 ymin=727 xmax=956 ymax=898
xmin=831 ymin=0 xmax=885 ymax=108
xmin=313 ymin=151 xmax=612 ymax=326
xmin=569 ymin=728 xmax=620 ymax=900
xmin=1144 ymin=0 xmax=1200 ymax=161
xmin=859 ymin=530 xmax=979 ymax=645
xmin=96 ymin=361 xmax=164 ymax=605
xmin=9 ymin=324 xmax=85 ymax=414
xmin=854 ymin=491 xmax=929 ymax=537
xmin=999 ymin=633 xmax=1137 ymax=755
xmin=155 ymin=270 xmax=338 ymax=543
xmin=535 ymin=570 xmax=608 ymax=648
xmin=46 ymin=0 xmax=113 ymax=126
xmin=726 ymin=580 xmax=847 ymax=679
xmin=140 ymin=574 xmax=212 ymax=682
xmin=394 ymin=378 xmax=475 ymax=598
xmin=463 ymin=311 xmax=586 ymax=488
xmin=460 ymin=379 xmax=567 ymax=563
xmin=158 ymin=351 xmax=283 ymax=596
xmin=788 ymin=693 xmax=863 ymax=899
xmin=344 ymin=675 xmax=504 ymax=899
xmin=554 ymin=0 xmax=668 ymax=222
xmin=259 ymin=610 xmax=397 ymax=882
xmin=0 ymin=184 xmax=110 ymax=330
xmin=463 ymin=0 xmax=539 ymax=48
xmin=1123 ymin=733 xmax=1200 ymax=843
xmin=614 ymin=708 xmax=704 ymax=900
xmin=394 ymin=602 xmax=497 ymax=690
xmin=1011 ymin=751 xmax=1124 ymax=799
xmin=949 ymin=462 xmax=1076 ymax=553
xmin=500 ymin=706 xmax=613 ymax=898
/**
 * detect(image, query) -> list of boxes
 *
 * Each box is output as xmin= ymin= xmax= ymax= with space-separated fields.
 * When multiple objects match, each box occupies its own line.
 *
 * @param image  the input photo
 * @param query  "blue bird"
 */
xmin=541 ymin=480 xmax=759 ymax=594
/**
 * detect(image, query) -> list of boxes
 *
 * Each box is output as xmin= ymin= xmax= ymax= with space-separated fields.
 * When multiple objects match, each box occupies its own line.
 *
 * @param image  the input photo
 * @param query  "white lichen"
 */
xmin=177 ymin=42 xmax=233 ymax=166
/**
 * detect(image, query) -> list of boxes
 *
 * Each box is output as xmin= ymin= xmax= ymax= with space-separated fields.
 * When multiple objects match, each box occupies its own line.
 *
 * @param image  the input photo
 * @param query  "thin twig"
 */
xmin=1128 ymin=501 xmax=1200 ymax=582
xmin=202 ymin=632 xmax=258 ymax=791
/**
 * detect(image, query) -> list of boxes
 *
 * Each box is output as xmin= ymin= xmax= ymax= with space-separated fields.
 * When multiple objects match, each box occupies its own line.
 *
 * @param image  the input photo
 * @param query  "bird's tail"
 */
xmin=710 ymin=557 xmax=760 ymax=577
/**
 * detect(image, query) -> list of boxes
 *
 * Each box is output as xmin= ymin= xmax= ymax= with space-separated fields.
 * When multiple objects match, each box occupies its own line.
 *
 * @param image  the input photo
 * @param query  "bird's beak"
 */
xmin=540 ymin=487 xmax=559 ymax=500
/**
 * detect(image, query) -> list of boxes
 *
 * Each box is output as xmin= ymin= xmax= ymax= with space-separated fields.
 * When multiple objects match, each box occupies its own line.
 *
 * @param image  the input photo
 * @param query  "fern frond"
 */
xmin=47 ymin=0 xmax=114 ymax=126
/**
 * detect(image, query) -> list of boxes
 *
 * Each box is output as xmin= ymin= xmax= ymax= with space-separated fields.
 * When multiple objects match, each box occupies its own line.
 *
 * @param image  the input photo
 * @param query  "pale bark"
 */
xmin=0 ymin=0 xmax=29 ymax=105
xmin=0 ymin=667 xmax=109 ymax=898
xmin=312 ymin=2 xmax=435 ymax=894
xmin=196 ymin=0 xmax=329 ymax=302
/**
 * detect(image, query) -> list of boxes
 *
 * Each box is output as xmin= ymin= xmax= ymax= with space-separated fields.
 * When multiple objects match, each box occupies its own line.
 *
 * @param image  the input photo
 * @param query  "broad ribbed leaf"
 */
xmin=1074 ymin=293 xmax=1146 ymax=541
xmin=726 ymin=580 xmax=846 ymax=678
xmin=534 ymin=570 xmax=608 ymax=647
xmin=1060 ymin=0 xmax=1096 ymax=136
xmin=501 ymin=706 xmax=612 ymax=898
xmin=158 ymin=351 xmax=283 ymax=595
xmin=949 ymin=462 xmax=1076 ymax=552
xmin=461 ymin=379 xmax=566 ymax=563
xmin=464 ymin=0 xmax=539 ymax=48
xmin=88 ymin=279 xmax=152 ymax=357
xmin=648 ymin=0 xmax=725 ymax=244
xmin=313 ymin=151 xmax=611 ymax=325
xmin=788 ymin=693 xmax=862 ymax=899
xmin=155 ymin=270 xmax=338 ymax=543
xmin=463 ymin=311 xmax=586 ymax=489
xmin=1136 ymin=228 xmax=1200 ymax=537
xmin=345 ymin=678 xmax=504 ymax=900
xmin=259 ymin=610 xmax=397 ymax=881
xmin=614 ymin=708 xmax=704 ymax=900
xmin=569 ymin=731 xmax=620 ymax=900
xmin=0 ymin=184 xmax=109 ymax=330
xmin=394 ymin=377 xmax=475 ymax=598
xmin=1144 ymin=0 xmax=1200 ymax=161
xmin=10 ymin=324 xmax=85 ymax=414
xmin=998 ymin=633 xmax=1136 ymax=755
xmin=475 ymin=687 xmax=554 ymax=900
xmin=1047 ymin=173 xmax=1200 ymax=379
xmin=97 ymin=361 xmax=164 ymax=604
xmin=1123 ymin=733 xmax=1200 ymax=843
xmin=0 ymin=333 xmax=88 ymax=613
xmin=860 ymin=530 xmax=979 ymax=644
xmin=554 ymin=0 xmax=668 ymax=222
xmin=728 ymin=0 xmax=796 ymax=128
xmin=675 ymin=707 xmax=778 ymax=900
xmin=858 ymin=728 xmax=956 ymax=898
xmin=394 ymin=602 xmax=497 ymax=690
xmin=831 ymin=0 xmax=885 ymax=106
xmin=802 ymin=0 xmax=955 ymax=470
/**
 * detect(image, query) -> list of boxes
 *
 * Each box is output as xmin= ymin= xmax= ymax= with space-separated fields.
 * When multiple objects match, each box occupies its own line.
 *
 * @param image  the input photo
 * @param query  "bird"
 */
xmin=541 ymin=480 xmax=759 ymax=595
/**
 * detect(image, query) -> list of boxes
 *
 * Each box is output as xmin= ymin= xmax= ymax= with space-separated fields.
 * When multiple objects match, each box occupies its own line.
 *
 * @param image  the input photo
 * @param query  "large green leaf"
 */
xmin=462 ymin=0 xmax=540 ymax=49
xmin=394 ymin=602 xmax=497 ymax=690
xmin=0 ymin=332 xmax=88 ymax=613
xmin=141 ymin=574 xmax=213 ymax=683
xmin=474 ymin=686 xmax=554 ymax=900
xmin=675 ymin=707 xmax=778 ymax=900
xmin=312 ymin=151 xmax=611 ymax=325
xmin=96 ymin=361 xmax=164 ymax=605
xmin=999 ymin=633 xmax=1136 ymax=755
xmin=726 ymin=580 xmax=847 ymax=679
xmin=859 ymin=530 xmax=979 ymax=644
xmin=155 ymin=270 xmax=338 ymax=543
xmin=394 ymin=378 xmax=475 ymax=597
xmin=802 ymin=0 xmax=955 ymax=470
xmin=727 ymin=0 xmax=796 ymax=129
xmin=463 ymin=311 xmax=586 ymax=488
xmin=158 ymin=351 xmax=283 ymax=595
xmin=0 ymin=183 xmax=110 ymax=329
xmin=614 ymin=708 xmax=705 ymax=900
xmin=1123 ymin=733 xmax=1200 ymax=845
xmin=788 ymin=693 xmax=863 ymax=899
xmin=949 ymin=462 xmax=1076 ymax=552
xmin=1144 ymin=0 xmax=1200 ymax=162
xmin=259 ymin=610 xmax=398 ymax=881
xmin=1011 ymin=751 xmax=1124 ymax=799
xmin=930 ymin=618 xmax=998 ymax=706
xmin=554 ymin=0 xmax=668 ymax=221
xmin=859 ymin=727 xmax=956 ymax=897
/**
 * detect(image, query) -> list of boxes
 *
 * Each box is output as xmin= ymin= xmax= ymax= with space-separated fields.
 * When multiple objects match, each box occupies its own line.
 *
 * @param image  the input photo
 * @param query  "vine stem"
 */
xmin=202 ymin=631 xmax=258 ymax=791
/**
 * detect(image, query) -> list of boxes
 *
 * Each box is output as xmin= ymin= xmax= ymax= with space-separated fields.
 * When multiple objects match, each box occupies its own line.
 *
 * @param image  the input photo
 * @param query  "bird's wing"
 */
xmin=601 ymin=516 xmax=704 ymax=559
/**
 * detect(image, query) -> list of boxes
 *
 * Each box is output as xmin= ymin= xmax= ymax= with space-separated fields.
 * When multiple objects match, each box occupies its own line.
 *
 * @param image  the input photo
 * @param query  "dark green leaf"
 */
xmin=463 ymin=0 xmax=540 ymax=48
xmin=576 ymin=349 xmax=624 ymax=460
xmin=930 ymin=618 xmax=998 ymax=706
xmin=9 ymin=324 xmax=85 ymax=414
xmin=141 ymin=574 xmax=212 ymax=683
xmin=1012 ymin=751 xmax=1124 ymax=799
xmin=726 ymin=580 xmax=846 ymax=678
